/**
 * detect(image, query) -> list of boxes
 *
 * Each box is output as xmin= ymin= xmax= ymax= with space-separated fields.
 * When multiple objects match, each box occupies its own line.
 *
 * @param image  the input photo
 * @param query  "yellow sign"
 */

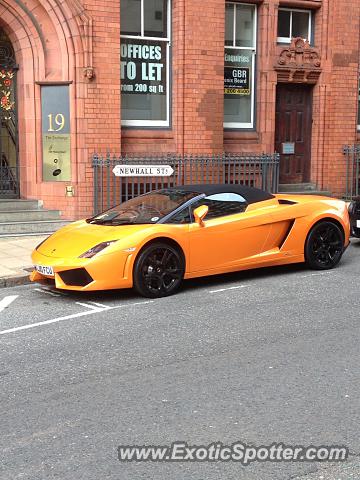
xmin=224 ymin=88 xmax=250 ymax=96
xmin=42 ymin=134 xmax=71 ymax=181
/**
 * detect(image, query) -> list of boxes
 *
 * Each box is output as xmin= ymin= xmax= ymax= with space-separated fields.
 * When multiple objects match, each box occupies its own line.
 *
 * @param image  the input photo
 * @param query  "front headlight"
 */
xmin=348 ymin=202 xmax=354 ymax=214
xmin=79 ymin=240 xmax=118 ymax=258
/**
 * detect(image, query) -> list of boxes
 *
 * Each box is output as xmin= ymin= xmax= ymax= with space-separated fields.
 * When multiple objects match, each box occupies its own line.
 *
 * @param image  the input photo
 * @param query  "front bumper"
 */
xmin=30 ymin=249 xmax=134 ymax=291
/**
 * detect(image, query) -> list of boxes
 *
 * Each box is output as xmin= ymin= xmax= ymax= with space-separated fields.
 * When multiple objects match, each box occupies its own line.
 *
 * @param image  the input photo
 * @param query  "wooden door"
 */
xmin=275 ymin=84 xmax=313 ymax=184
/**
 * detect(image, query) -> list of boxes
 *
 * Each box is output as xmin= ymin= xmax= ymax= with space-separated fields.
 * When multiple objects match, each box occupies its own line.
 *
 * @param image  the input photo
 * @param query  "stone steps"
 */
xmin=0 ymin=209 xmax=62 ymax=222
xmin=0 ymin=199 xmax=70 ymax=236
xmin=0 ymin=199 xmax=43 ymax=211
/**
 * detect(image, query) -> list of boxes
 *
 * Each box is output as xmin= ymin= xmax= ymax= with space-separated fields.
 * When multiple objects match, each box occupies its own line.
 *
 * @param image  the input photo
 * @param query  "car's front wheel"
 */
xmin=305 ymin=221 xmax=344 ymax=270
xmin=133 ymin=242 xmax=185 ymax=298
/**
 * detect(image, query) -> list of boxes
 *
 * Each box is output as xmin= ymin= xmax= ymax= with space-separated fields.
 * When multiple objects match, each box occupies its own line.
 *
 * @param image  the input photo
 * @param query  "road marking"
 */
xmin=75 ymin=301 xmax=112 ymax=311
xmin=33 ymin=287 xmax=67 ymax=296
xmin=209 ymin=285 xmax=250 ymax=294
xmin=0 ymin=295 xmax=19 ymax=313
xmin=34 ymin=288 xmax=61 ymax=297
xmin=0 ymin=300 xmax=154 ymax=336
xmin=88 ymin=301 xmax=109 ymax=309
xmin=76 ymin=302 xmax=103 ymax=311
xmin=300 ymin=272 xmax=334 ymax=278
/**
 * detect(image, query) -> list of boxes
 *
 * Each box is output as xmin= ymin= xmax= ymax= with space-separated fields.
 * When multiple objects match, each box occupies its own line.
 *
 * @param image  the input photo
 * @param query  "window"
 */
xmin=224 ymin=2 xmax=257 ymax=129
xmin=277 ymin=8 xmax=312 ymax=44
xmin=89 ymin=189 xmax=197 ymax=225
xmin=191 ymin=193 xmax=247 ymax=220
xmin=166 ymin=207 xmax=192 ymax=224
xmin=120 ymin=0 xmax=170 ymax=127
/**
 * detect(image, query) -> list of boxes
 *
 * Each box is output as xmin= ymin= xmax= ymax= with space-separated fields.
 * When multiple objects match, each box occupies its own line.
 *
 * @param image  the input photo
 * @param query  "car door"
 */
xmin=188 ymin=193 xmax=273 ymax=274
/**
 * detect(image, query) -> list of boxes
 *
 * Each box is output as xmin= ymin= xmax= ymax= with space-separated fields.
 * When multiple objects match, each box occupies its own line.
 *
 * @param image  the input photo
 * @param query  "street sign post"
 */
xmin=112 ymin=165 xmax=174 ymax=177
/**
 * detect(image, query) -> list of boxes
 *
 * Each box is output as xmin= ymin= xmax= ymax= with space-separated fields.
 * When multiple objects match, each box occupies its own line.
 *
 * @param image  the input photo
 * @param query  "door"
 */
xmin=275 ymin=84 xmax=312 ymax=184
xmin=0 ymin=27 xmax=19 ymax=198
xmin=188 ymin=195 xmax=273 ymax=274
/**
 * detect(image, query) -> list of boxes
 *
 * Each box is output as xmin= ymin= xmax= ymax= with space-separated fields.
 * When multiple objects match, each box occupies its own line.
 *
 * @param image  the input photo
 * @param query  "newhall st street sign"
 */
xmin=112 ymin=165 xmax=174 ymax=177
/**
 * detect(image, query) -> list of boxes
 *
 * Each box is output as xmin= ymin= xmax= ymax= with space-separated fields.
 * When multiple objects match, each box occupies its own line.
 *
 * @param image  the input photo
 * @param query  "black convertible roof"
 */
xmin=169 ymin=184 xmax=274 ymax=204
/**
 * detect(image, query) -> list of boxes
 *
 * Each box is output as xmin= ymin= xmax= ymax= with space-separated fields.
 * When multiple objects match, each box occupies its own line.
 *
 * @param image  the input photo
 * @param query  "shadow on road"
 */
xmin=38 ymin=242 xmax=359 ymax=303
xmin=48 ymin=263 xmax=309 ymax=303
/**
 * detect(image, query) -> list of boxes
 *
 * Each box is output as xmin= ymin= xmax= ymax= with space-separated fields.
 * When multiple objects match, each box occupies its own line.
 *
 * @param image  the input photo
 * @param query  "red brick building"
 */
xmin=0 ymin=0 xmax=360 ymax=219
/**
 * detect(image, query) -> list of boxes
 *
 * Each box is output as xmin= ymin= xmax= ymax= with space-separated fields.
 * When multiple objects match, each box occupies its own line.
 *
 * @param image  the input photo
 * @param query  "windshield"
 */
xmin=88 ymin=189 xmax=200 ymax=225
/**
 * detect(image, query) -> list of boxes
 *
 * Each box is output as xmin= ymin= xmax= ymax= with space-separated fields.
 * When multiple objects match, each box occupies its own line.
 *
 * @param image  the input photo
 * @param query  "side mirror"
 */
xmin=193 ymin=205 xmax=209 ymax=227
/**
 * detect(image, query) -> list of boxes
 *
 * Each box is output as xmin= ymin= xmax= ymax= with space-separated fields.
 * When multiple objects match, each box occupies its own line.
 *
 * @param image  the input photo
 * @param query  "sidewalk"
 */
xmin=0 ymin=235 xmax=47 ymax=288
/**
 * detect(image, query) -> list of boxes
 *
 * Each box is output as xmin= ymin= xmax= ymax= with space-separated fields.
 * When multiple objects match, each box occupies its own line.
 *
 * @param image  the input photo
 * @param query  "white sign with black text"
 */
xmin=113 ymin=165 xmax=174 ymax=177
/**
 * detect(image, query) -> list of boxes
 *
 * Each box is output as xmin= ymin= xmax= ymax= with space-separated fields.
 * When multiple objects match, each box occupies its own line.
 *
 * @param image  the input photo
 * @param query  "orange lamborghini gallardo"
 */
xmin=31 ymin=184 xmax=350 ymax=297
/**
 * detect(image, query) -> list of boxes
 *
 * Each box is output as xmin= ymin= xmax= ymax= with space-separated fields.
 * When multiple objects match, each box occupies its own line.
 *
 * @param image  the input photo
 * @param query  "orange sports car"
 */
xmin=31 ymin=184 xmax=350 ymax=297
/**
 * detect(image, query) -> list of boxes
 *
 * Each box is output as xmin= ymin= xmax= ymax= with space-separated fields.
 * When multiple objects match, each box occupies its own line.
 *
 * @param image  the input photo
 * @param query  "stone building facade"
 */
xmin=0 ymin=0 xmax=359 ymax=218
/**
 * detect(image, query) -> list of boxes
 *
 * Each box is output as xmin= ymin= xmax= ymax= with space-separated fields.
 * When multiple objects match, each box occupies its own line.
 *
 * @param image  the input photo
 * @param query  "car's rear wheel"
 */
xmin=133 ymin=242 xmax=184 ymax=298
xmin=305 ymin=221 xmax=344 ymax=270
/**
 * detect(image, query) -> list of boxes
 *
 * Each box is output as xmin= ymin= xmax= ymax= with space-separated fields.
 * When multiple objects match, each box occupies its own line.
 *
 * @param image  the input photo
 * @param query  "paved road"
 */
xmin=1 ymin=241 xmax=360 ymax=480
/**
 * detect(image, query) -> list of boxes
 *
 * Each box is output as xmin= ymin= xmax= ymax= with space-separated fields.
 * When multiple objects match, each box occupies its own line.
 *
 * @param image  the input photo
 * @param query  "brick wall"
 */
xmin=2 ymin=0 xmax=360 ymax=219
xmin=75 ymin=1 xmax=121 ymax=217
xmin=318 ymin=0 xmax=360 ymax=195
xmin=122 ymin=0 xmax=225 ymax=155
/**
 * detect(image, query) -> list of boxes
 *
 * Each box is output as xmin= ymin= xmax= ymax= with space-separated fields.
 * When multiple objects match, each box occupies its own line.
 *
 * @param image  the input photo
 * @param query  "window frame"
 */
xmin=164 ymin=192 xmax=249 ymax=223
xmin=120 ymin=0 xmax=171 ymax=128
xmin=164 ymin=205 xmax=192 ymax=224
xmin=277 ymin=7 xmax=312 ymax=44
xmin=224 ymin=2 xmax=257 ymax=130
xmin=190 ymin=195 xmax=247 ymax=221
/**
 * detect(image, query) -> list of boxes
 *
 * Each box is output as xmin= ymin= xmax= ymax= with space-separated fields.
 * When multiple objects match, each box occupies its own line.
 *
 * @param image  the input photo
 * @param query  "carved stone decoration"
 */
xmin=275 ymin=38 xmax=322 ymax=84
xmin=70 ymin=0 xmax=95 ymax=81
xmin=83 ymin=66 xmax=95 ymax=80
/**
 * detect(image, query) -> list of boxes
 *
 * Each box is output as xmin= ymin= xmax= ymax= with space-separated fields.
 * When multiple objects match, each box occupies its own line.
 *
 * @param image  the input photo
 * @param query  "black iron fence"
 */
xmin=1 ymin=114 xmax=19 ymax=197
xmin=343 ymin=145 xmax=360 ymax=200
xmin=0 ymin=153 xmax=18 ymax=197
xmin=92 ymin=152 xmax=280 ymax=214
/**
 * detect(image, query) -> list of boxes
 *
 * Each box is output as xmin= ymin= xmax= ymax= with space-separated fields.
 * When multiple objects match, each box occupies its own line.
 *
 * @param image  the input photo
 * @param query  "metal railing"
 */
xmin=92 ymin=152 xmax=280 ymax=214
xmin=343 ymin=145 xmax=360 ymax=200
xmin=0 ymin=153 xmax=18 ymax=197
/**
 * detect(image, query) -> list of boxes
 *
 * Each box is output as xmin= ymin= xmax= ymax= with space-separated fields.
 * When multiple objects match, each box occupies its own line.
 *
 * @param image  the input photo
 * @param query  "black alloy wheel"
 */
xmin=133 ymin=242 xmax=184 ymax=298
xmin=305 ymin=221 xmax=344 ymax=270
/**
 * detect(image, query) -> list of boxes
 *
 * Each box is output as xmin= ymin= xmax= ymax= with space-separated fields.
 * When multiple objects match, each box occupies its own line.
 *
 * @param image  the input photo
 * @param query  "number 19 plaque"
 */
xmin=41 ymin=85 xmax=71 ymax=182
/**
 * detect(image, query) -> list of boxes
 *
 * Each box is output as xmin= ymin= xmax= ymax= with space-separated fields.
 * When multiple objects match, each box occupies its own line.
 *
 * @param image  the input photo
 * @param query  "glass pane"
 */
xmin=191 ymin=197 xmax=246 ymax=220
xmin=92 ymin=190 xmax=197 ymax=224
xmin=122 ymin=93 xmax=167 ymax=120
xmin=206 ymin=193 xmax=246 ymax=203
xmin=292 ymin=11 xmax=310 ymax=39
xmin=121 ymin=39 xmax=168 ymax=121
xmin=235 ymin=4 xmax=255 ymax=48
xmin=121 ymin=0 xmax=141 ymax=36
xmin=225 ymin=3 xmax=234 ymax=47
xmin=166 ymin=207 xmax=192 ymax=224
xmin=278 ymin=10 xmax=291 ymax=38
xmin=224 ymin=49 xmax=253 ymax=125
xmin=144 ymin=0 xmax=168 ymax=38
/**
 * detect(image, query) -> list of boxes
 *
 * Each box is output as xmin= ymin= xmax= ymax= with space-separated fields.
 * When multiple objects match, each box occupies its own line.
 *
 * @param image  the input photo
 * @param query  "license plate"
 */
xmin=357 ymin=220 xmax=360 ymax=228
xmin=35 ymin=265 xmax=54 ymax=277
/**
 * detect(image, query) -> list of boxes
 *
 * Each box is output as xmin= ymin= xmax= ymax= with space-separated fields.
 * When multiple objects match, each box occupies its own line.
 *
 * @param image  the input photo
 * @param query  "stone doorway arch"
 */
xmin=0 ymin=0 xmax=92 ymax=217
